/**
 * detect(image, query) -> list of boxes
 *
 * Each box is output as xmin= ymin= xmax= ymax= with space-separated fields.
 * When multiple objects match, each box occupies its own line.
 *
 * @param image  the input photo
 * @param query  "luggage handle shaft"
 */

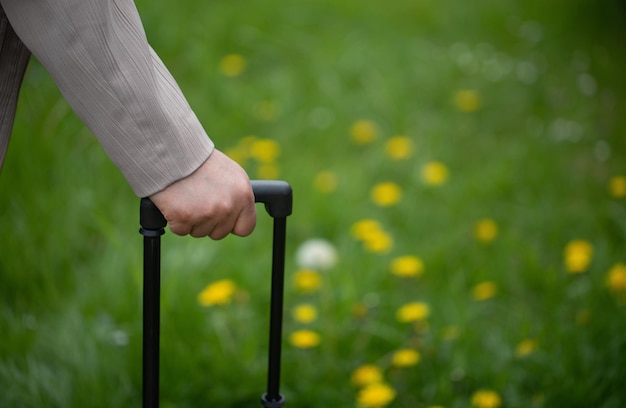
xmin=139 ymin=180 xmax=292 ymax=408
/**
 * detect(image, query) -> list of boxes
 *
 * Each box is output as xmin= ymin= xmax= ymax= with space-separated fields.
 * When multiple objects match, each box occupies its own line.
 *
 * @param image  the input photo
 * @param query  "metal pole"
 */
xmin=263 ymin=217 xmax=287 ymax=406
xmin=140 ymin=198 xmax=167 ymax=408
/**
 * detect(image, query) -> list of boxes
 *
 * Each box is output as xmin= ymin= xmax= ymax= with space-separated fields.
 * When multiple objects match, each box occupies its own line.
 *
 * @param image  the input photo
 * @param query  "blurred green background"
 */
xmin=2 ymin=0 xmax=626 ymax=407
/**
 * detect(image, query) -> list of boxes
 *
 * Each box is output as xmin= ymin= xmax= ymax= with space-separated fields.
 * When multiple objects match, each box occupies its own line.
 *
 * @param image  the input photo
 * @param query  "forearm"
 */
xmin=1 ymin=0 xmax=213 ymax=197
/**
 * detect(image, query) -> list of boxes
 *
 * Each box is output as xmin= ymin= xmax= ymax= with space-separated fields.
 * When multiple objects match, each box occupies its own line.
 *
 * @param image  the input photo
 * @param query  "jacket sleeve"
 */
xmin=0 ymin=0 xmax=214 ymax=197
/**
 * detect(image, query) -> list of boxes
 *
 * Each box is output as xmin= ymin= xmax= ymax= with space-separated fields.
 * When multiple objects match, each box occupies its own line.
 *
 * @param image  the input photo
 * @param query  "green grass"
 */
xmin=2 ymin=0 xmax=626 ymax=406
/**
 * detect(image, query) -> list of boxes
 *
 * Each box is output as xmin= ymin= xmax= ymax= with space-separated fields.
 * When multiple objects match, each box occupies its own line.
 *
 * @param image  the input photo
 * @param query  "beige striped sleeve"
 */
xmin=0 ymin=7 xmax=31 ymax=171
xmin=0 ymin=0 xmax=214 ymax=197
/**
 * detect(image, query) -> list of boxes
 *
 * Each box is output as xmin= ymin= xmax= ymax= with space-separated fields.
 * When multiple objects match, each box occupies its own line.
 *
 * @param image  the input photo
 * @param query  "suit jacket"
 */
xmin=0 ymin=0 xmax=214 ymax=197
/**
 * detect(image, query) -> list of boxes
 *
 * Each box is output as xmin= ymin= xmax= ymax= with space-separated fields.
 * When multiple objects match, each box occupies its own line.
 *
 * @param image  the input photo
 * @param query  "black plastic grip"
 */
xmin=140 ymin=180 xmax=292 ymax=228
xmin=251 ymin=180 xmax=293 ymax=218
xmin=140 ymin=198 xmax=167 ymax=231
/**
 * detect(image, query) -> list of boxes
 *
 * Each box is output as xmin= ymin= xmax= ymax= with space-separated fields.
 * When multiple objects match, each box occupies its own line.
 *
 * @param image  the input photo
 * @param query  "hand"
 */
xmin=149 ymin=150 xmax=257 ymax=239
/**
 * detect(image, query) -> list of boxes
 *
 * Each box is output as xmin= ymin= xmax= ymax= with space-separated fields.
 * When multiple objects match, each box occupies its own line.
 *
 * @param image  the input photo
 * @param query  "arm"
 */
xmin=1 ymin=0 xmax=256 ymax=238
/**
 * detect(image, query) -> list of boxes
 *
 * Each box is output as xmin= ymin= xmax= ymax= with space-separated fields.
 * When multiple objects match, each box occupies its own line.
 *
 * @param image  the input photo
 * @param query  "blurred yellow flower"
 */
xmin=257 ymin=163 xmax=280 ymax=180
xmin=385 ymin=136 xmax=413 ymax=160
xmin=609 ymin=175 xmax=626 ymax=198
xmin=351 ymin=219 xmax=393 ymax=253
xmin=371 ymin=182 xmax=402 ymax=207
xmin=390 ymin=255 xmax=424 ymax=277
xmin=472 ymin=281 xmax=497 ymax=301
xmin=351 ymin=219 xmax=384 ymax=240
xmin=606 ymin=263 xmax=626 ymax=293
xmin=515 ymin=339 xmax=537 ymax=357
xmin=224 ymin=146 xmax=247 ymax=165
xmin=453 ymin=89 xmax=482 ymax=112
xmin=225 ymin=135 xmax=258 ymax=165
xmin=363 ymin=230 xmax=394 ymax=254
xmin=564 ymin=240 xmax=593 ymax=273
xmin=198 ymin=279 xmax=237 ymax=307
xmin=292 ymin=304 xmax=318 ymax=324
xmin=219 ymin=53 xmax=246 ymax=77
xmin=357 ymin=383 xmax=396 ymax=408
xmin=475 ymin=219 xmax=498 ymax=243
xmin=314 ymin=171 xmax=338 ymax=193
xmin=391 ymin=349 xmax=421 ymax=367
xmin=396 ymin=302 xmax=430 ymax=323
xmin=250 ymin=138 xmax=281 ymax=163
xmin=421 ymin=161 xmax=449 ymax=186
xmin=471 ymin=389 xmax=501 ymax=408
xmin=351 ymin=364 xmax=383 ymax=387
xmin=350 ymin=120 xmax=379 ymax=144
xmin=289 ymin=330 xmax=321 ymax=349
xmin=293 ymin=269 xmax=322 ymax=292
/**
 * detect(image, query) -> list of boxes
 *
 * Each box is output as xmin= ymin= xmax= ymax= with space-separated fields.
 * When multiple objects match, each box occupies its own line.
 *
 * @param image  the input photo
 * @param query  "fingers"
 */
xmin=231 ymin=200 xmax=257 ymax=237
xmin=148 ymin=149 xmax=258 ymax=240
xmin=162 ymin=189 xmax=257 ymax=239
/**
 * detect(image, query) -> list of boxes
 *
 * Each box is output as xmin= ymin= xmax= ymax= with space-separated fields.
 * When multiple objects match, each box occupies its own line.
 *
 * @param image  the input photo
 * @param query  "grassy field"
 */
xmin=2 ymin=0 xmax=626 ymax=407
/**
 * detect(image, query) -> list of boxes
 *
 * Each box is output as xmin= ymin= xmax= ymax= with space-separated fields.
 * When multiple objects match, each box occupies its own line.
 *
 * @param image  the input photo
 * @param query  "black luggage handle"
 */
xmin=139 ymin=180 xmax=293 ymax=408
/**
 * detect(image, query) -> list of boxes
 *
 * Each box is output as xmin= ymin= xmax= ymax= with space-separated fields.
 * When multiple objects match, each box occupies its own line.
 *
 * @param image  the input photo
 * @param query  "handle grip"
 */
xmin=140 ymin=180 xmax=292 ymax=229
xmin=251 ymin=180 xmax=293 ymax=218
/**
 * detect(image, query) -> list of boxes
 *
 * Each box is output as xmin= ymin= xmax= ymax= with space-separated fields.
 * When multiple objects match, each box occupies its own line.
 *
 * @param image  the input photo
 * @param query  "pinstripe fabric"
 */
xmin=0 ymin=7 xmax=30 ymax=169
xmin=0 ymin=0 xmax=214 ymax=197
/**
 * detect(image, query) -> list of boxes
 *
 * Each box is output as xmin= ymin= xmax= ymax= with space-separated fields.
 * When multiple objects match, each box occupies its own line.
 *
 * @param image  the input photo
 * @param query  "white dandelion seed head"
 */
xmin=295 ymin=238 xmax=338 ymax=270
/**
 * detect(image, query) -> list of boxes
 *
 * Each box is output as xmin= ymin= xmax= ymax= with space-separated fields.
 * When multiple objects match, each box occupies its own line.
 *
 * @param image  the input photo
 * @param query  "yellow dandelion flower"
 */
xmin=371 ymin=182 xmax=402 ymax=207
xmin=198 ymin=279 xmax=237 ymax=307
xmin=292 ymin=304 xmax=318 ymax=324
xmin=391 ymin=349 xmax=421 ymax=367
xmin=219 ymin=53 xmax=246 ymax=77
xmin=257 ymin=163 xmax=280 ymax=180
xmin=564 ymin=240 xmax=593 ymax=273
xmin=472 ymin=281 xmax=497 ymax=301
xmin=453 ymin=89 xmax=482 ymax=112
xmin=293 ymin=269 xmax=322 ymax=292
xmin=396 ymin=302 xmax=430 ymax=323
xmin=351 ymin=219 xmax=384 ymax=241
xmin=363 ymin=230 xmax=394 ymax=254
xmin=224 ymin=146 xmax=248 ymax=166
xmin=475 ymin=219 xmax=498 ymax=243
xmin=471 ymin=389 xmax=502 ymax=408
xmin=390 ymin=255 xmax=424 ymax=277
xmin=351 ymin=219 xmax=393 ymax=253
xmin=289 ymin=329 xmax=321 ymax=349
xmin=606 ymin=263 xmax=626 ymax=293
xmin=357 ymin=383 xmax=396 ymax=408
xmin=350 ymin=120 xmax=378 ymax=145
xmin=351 ymin=364 xmax=383 ymax=387
xmin=314 ymin=171 xmax=338 ymax=193
xmin=421 ymin=161 xmax=449 ymax=186
xmin=385 ymin=136 xmax=413 ymax=160
xmin=515 ymin=339 xmax=537 ymax=358
xmin=609 ymin=176 xmax=626 ymax=198
xmin=249 ymin=138 xmax=281 ymax=163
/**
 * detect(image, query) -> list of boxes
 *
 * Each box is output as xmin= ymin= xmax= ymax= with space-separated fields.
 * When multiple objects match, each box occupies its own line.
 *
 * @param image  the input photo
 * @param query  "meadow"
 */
xmin=1 ymin=0 xmax=626 ymax=407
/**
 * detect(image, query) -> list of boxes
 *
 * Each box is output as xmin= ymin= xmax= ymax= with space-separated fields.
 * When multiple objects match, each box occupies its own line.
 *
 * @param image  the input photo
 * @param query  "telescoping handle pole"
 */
xmin=251 ymin=180 xmax=293 ymax=408
xmin=138 ymin=180 xmax=292 ymax=408
xmin=139 ymin=198 xmax=167 ymax=408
